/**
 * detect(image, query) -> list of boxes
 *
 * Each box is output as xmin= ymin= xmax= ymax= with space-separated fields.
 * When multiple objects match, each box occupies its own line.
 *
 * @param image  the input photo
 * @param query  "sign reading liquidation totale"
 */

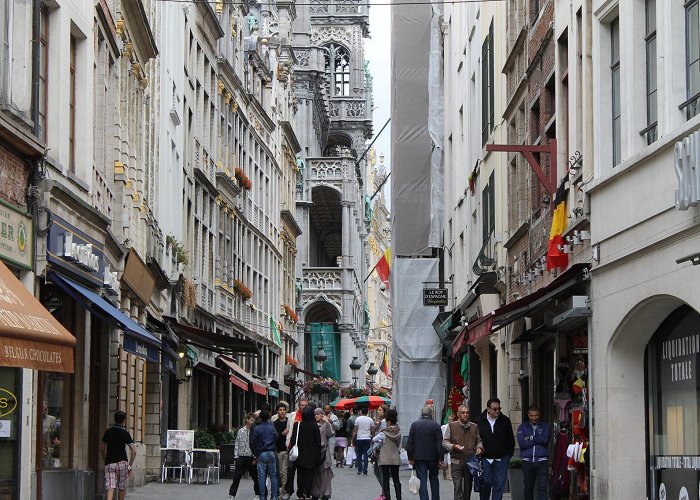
xmin=0 ymin=260 xmax=75 ymax=373
xmin=646 ymin=305 xmax=700 ymax=500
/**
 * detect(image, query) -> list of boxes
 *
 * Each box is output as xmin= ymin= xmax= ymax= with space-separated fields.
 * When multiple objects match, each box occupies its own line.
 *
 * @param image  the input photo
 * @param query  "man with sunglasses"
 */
xmin=475 ymin=398 xmax=515 ymax=500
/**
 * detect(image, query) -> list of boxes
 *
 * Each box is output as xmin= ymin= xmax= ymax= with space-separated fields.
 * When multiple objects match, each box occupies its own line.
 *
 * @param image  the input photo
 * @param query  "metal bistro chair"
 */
xmin=219 ymin=444 xmax=236 ymax=478
xmin=189 ymin=450 xmax=216 ymax=484
xmin=161 ymin=449 xmax=188 ymax=483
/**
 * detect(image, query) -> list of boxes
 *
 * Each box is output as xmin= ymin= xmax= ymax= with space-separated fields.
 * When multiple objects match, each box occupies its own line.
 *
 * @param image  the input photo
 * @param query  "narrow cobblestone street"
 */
xmin=126 ymin=465 xmax=513 ymax=499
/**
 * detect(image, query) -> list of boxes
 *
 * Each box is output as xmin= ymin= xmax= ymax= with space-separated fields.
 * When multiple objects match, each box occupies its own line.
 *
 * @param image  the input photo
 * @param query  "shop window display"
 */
xmin=41 ymin=372 xmax=71 ymax=469
xmin=0 ymin=368 xmax=20 ymax=499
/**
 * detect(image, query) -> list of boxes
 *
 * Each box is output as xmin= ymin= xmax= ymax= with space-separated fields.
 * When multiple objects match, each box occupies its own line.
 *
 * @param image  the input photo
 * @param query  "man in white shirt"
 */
xmin=350 ymin=406 xmax=375 ymax=475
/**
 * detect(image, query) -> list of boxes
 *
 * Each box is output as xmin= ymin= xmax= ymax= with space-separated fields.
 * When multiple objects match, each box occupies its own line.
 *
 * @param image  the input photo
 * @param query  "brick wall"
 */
xmin=0 ymin=145 xmax=30 ymax=209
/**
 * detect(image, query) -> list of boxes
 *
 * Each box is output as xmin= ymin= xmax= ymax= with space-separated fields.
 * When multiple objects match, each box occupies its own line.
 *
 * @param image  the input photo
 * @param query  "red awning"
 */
xmin=251 ymin=381 xmax=267 ymax=395
xmin=452 ymin=312 xmax=495 ymax=357
xmin=230 ymin=375 xmax=248 ymax=391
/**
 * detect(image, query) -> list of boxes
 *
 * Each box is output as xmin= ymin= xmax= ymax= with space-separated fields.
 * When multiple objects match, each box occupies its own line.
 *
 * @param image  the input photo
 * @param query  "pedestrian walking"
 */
xmin=376 ymin=409 xmax=402 ymax=500
xmin=274 ymin=403 xmax=290 ymax=496
xmin=516 ymin=406 xmax=551 ymax=500
xmin=311 ymin=407 xmax=335 ymax=500
xmin=100 ymin=410 xmax=137 ymax=500
xmin=228 ymin=413 xmax=260 ymax=500
xmin=333 ymin=412 xmax=349 ymax=468
xmin=406 ymin=406 xmax=444 ymax=500
xmin=372 ymin=404 xmax=389 ymax=495
xmin=251 ymin=409 xmax=279 ymax=500
xmin=475 ymin=398 xmax=515 ymax=500
xmin=289 ymin=406 xmax=322 ymax=500
xmin=441 ymin=414 xmax=456 ymax=480
xmin=350 ymin=406 xmax=375 ymax=476
xmin=442 ymin=405 xmax=483 ymax=500
xmin=283 ymin=398 xmax=309 ymax=499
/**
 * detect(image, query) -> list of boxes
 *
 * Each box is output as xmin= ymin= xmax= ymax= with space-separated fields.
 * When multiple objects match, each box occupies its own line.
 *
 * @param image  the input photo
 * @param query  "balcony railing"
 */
xmin=309 ymin=0 xmax=367 ymax=16
xmin=306 ymin=158 xmax=348 ymax=182
xmin=302 ymin=268 xmax=344 ymax=291
xmin=328 ymin=98 xmax=368 ymax=120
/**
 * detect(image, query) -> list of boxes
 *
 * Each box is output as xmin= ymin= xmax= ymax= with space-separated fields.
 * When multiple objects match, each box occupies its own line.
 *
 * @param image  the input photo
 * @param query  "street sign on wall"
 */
xmin=423 ymin=288 xmax=448 ymax=306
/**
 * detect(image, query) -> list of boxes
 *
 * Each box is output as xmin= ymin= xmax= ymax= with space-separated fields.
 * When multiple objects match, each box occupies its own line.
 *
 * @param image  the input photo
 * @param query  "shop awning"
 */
xmin=49 ymin=272 xmax=161 ymax=355
xmin=162 ymin=345 xmax=178 ymax=374
xmin=452 ymin=312 xmax=495 ymax=356
xmin=165 ymin=317 xmax=260 ymax=357
xmin=0 ymin=261 xmax=76 ymax=373
xmin=490 ymin=264 xmax=590 ymax=332
xmin=510 ymin=325 xmax=557 ymax=345
xmin=251 ymin=381 xmax=268 ymax=396
xmin=217 ymin=355 xmax=254 ymax=392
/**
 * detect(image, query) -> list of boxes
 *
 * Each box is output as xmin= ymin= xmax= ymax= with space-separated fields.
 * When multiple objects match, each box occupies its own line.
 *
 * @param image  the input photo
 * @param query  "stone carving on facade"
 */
xmin=310 ymin=25 xmax=360 ymax=50
xmin=309 ymin=160 xmax=343 ymax=180
xmin=329 ymin=102 xmax=339 ymax=118
xmin=336 ymin=0 xmax=361 ymax=14
xmin=294 ymin=49 xmax=311 ymax=67
xmin=346 ymin=101 xmax=365 ymax=118
xmin=301 ymin=292 xmax=342 ymax=314
xmin=310 ymin=0 xmax=330 ymax=14
xmin=302 ymin=270 xmax=343 ymax=290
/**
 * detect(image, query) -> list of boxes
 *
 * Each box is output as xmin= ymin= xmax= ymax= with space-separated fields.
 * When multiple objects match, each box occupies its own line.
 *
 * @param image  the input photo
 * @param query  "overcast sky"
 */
xmin=365 ymin=4 xmax=392 ymax=204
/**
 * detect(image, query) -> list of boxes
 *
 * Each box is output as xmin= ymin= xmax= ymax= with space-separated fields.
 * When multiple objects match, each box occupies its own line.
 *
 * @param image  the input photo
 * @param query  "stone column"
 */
xmin=144 ymin=361 xmax=161 ymax=481
xmin=341 ymin=201 xmax=351 ymax=268
xmin=338 ymin=324 xmax=355 ymax=384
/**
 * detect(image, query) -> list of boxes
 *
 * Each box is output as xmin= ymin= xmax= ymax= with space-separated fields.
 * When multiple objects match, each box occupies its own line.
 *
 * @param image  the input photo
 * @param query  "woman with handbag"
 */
xmin=289 ymin=407 xmax=322 ymax=500
xmin=378 ymin=409 xmax=402 ymax=500
xmin=311 ymin=407 xmax=335 ymax=500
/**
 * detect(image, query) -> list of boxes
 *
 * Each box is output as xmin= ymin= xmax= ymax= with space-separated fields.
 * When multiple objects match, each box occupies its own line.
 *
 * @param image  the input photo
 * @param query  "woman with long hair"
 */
xmin=372 ymin=404 xmax=390 ymax=496
xmin=377 ymin=409 xmax=402 ymax=500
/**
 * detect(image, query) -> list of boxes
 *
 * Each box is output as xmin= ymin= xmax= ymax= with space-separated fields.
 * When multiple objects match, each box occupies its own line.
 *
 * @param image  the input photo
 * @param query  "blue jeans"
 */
xmin=355 ymin=439 xmax=371 ymax=474
xmin=522 ymin=460 xmax=548 ymax=500
xmin=414 ymin=461 xmax=440 ymax=500
xmin=480 ymin=456 xmax=510 ymax=500
xmin=257 ymin=450 xmax=279 ymax=500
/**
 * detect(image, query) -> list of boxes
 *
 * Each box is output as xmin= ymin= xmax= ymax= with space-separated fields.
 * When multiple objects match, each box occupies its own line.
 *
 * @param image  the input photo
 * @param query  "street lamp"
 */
xmin=366 ymin=362 xmax=378 ymax=386
xmin=350 ymin=356 xmax=362 ymax=387
xmin=314 ymin=344 xmax=327 ymax=377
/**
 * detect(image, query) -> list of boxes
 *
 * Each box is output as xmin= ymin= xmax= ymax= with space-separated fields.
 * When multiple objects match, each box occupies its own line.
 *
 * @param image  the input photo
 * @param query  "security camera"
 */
xmin=379 ymin=282 xmax=387 ymax=291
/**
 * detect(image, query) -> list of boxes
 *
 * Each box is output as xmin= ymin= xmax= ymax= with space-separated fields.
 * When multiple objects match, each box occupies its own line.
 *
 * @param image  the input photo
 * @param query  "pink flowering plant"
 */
xmin=303 ymin=378 xmax=339 ymax=394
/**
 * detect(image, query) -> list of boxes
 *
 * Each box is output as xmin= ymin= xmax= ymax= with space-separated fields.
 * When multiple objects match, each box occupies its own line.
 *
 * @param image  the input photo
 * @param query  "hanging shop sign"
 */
xmin=47 ymin=216 xmax=120 ymax=295
xmin=123 ymin=335 xmax=160 ymax=363
xmin=423 ymin=288 xmax=448 ymax=306
xmin=0 ymin=200 xmax=32 ymax=270
xmin=674 ymin=129 xmax=700 ymax=210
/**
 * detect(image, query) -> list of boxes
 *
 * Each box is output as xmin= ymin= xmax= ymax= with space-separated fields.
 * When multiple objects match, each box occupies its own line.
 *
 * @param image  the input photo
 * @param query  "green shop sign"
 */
xmin=0 ymin=200 xmax=32 ymax=270
xmin=309 ymin=323 xmax=340 ymax=381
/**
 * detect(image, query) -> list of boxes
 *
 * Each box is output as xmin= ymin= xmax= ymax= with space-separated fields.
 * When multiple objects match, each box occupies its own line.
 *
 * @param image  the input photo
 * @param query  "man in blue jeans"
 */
xmin=250 ymin=409 xmax=279 ymax=500
xmin=350 ymin=406 xmax=375 ymax=475
xmin=406 ymin=406 xmax=444 ymax=500
xmin=476 ymin=398 xmax=515 ymax=500
xmin=516 ymin=406 xmax=551 ymax=500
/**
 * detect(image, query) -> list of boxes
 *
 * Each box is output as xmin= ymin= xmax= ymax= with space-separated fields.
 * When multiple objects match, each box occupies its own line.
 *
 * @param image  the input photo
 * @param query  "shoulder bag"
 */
xmin=289 ymin=423 xmax=300 ymax=462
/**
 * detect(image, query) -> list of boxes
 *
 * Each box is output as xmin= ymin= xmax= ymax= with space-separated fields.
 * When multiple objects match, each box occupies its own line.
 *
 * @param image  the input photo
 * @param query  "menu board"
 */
xmin=166 ymin=430 xmax=195 ymax=450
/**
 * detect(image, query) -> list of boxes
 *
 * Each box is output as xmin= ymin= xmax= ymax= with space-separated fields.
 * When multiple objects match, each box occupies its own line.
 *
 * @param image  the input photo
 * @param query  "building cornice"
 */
xmin=120 ymin=0 xmax=158 ymax=61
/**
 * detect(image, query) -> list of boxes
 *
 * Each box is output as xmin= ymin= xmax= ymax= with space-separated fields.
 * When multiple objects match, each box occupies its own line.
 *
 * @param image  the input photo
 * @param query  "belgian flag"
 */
xmin=546 ymin=180 xmax=569 ymax=271
xmin=372 ymin=248 xmax=391 ymax=286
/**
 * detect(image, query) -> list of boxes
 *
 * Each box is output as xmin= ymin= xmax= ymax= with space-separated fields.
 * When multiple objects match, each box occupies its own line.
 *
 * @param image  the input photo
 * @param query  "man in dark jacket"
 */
xmin=406 ymin=406 xmax=444 ymax=500
xmin=475 ymin=398 xmax=515 ymax=500
xmin=250 ymin=409 xmax=279 ymax=500
xmin=516 ymin=406 xmax=551 ymax=500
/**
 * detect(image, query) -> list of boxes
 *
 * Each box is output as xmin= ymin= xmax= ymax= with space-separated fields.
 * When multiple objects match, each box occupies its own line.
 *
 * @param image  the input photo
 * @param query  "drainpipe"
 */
xmin=31 ymin=0 xmax=40 ymax=137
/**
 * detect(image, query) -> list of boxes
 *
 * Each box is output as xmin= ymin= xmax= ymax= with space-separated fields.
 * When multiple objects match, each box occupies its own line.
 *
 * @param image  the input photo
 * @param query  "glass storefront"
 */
xmin=0 ymin=368 xmax=20 ymax=500
xmin=40 ymin=372 xmax=71 ymax=469
xmin=646 ymin=305 xmax=700 ymax=500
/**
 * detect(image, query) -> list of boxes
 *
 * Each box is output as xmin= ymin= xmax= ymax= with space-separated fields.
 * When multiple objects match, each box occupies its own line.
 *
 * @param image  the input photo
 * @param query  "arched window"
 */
xmin=324 ymin=44 xmax=351 ymax=96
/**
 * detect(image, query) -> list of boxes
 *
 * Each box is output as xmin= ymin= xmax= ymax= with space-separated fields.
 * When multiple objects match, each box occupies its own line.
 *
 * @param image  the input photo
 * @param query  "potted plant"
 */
xmin=508 ymin=454 xmax=524 ymax=500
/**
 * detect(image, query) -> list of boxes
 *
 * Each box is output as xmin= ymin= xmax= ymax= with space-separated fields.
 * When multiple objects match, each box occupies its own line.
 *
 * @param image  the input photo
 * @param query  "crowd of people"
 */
xmin=94 ymin=393 xmax=553 ymax=500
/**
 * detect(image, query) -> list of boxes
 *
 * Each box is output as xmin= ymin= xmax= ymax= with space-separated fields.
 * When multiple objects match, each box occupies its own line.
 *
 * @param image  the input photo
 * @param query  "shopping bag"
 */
xmin=466 ymin=455 xmax=483 ymax=492
xmin=289 ymin=423 xmax=301 ymax=462
xmin=345 ymin=446 xmax=356 ymax=466
xmin=408 ymin=470 xmax=421 ymax=495
xmin=400 ymin=448 xmax=409 ymax=466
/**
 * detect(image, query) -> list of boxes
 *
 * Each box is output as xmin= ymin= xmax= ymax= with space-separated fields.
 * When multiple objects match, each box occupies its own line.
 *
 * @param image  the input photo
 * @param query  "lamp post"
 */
xmin=350 ymin=356 xmax=362 ymax=387
xmin=366 ymin=362 xmax=378 ymax=390
xmin=314 ymin=344 xmax=327 ymax=378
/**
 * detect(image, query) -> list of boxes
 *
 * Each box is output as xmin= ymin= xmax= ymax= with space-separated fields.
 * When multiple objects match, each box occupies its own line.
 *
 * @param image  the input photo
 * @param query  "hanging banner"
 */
xmin=309 ymin=323 xmax=340 ymax=381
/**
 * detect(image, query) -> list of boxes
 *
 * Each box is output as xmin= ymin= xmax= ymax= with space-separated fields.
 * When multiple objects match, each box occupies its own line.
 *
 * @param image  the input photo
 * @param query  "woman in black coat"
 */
xmin=290 ymin=406 xmax=322 ymax=499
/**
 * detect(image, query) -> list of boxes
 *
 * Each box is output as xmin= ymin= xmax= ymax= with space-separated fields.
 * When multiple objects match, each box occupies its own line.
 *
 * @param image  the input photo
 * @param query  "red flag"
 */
xmin=380 ymin=351 xmax=390 ymax=376
xmin=374 ymin=248 xmax=391 ymax=285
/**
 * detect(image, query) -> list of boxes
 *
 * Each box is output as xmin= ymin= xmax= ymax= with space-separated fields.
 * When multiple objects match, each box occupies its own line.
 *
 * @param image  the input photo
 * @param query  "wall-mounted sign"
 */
xmin=0 ymin=387 xmax=17 ymax=417
xmin=166 ymin=429 xmax=195 ymax=450
xmin=121 ymin=250 xmax=155 ymax=304
xmin=47 ymin=216 xmax=119 ymax=295
xmin=123 ymin=335 xmax=159 ymax=363
xmin=0 ymin=200 xmax=32 ymax=270
xmin=423 ymin=288 xmax=448 ymax=306
xmin=674 ymin=130 xmax=700 ymax=210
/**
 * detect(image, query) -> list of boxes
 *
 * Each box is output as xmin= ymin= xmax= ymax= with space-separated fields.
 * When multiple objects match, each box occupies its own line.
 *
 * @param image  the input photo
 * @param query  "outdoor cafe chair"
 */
xmin=161 ymin=449 xmax=188 ymax=483
xmin=189 ymin=449 xmax=216 ymax=484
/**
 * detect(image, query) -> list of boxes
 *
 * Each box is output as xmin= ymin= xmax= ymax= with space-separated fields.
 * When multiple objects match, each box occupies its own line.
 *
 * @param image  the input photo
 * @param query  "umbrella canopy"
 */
xmin=331 ymin=395 xmax=392 ymax=410
xmin=354 ymin=395 xmax=391 ymax=409
xmin=329 ymin=396 xmax=343 ymax=407
xmin=331 ymin=398 xmax=356 ymax=410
